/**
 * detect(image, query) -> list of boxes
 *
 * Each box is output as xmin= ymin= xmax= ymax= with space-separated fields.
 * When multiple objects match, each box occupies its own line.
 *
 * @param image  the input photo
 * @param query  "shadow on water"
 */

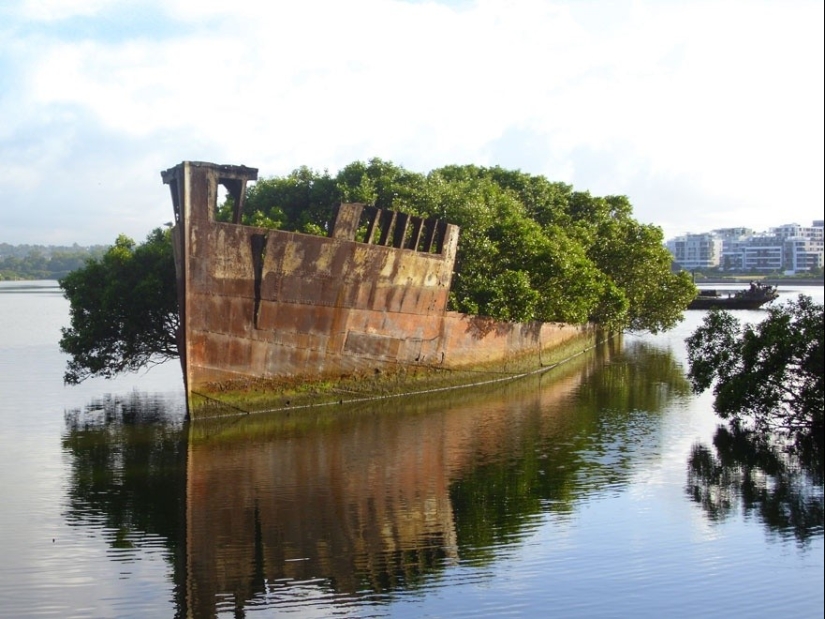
xmin=686 ymin=426 xmax=824 ymax=546
xmin=61 ymin=337 xmax=693 ymax=617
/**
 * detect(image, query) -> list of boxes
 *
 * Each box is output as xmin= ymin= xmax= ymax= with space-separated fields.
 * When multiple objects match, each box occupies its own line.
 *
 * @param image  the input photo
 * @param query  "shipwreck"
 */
xmin=162 ymin=161 xmax=597 ymax=418
xmin=687 ymin=283 xmax=779 ymax=310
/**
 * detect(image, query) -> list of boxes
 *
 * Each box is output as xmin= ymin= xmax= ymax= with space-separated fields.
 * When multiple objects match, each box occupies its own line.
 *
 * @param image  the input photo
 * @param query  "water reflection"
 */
xmin=451 ymin=338 xmax=692 ymax=563
xmin=61 ymin=338 xmax=694 ymax=617
xmin=686 ymin=426 xmax=824 ymax=545
xmin=62 ymin=394 xmax=188 ymax=613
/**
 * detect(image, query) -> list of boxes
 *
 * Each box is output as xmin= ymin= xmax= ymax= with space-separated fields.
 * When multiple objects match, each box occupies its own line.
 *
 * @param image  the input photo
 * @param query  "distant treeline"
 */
xmin=0 ymin=243 xmax=108 ymax=281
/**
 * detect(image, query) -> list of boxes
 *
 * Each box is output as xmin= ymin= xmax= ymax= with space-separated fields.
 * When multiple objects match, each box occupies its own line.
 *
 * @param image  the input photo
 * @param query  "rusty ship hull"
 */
xmin=162 ymin=161 xmax=595 ymax=417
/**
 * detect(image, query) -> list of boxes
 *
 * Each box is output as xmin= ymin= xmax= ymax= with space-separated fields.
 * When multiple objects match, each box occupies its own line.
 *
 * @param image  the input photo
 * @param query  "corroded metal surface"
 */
xmin=163 ymin=161 xmax=589 ymax=416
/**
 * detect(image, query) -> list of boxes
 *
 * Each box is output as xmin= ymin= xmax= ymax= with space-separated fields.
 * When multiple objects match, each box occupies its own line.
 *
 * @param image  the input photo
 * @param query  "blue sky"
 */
xmin=1 ymin=0 xmax=822 ymax=245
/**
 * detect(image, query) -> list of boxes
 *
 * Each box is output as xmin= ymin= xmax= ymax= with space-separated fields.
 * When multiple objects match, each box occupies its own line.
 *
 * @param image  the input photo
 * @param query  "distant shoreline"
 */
xmin=696 ymin=278 xmax=823 ymax=287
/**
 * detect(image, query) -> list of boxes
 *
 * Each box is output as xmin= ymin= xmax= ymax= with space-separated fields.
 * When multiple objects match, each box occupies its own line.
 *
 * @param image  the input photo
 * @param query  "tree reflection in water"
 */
xmin=686 ymin=426 xmax=824 ymax=545
xmin=451 ymin=339 xmax=692 ymax=561
xmin=62 ymin=393 xmax=189 ymax=614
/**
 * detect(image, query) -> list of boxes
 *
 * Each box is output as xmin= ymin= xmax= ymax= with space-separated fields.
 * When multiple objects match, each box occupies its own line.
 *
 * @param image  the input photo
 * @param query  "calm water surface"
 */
xmin=0 ymin=281 xmax=822 ymax=618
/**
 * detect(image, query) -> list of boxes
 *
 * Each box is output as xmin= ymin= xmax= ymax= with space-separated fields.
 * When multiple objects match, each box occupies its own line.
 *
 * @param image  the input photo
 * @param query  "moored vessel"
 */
xmin=688 ymin=282 xmax=779 ymax=310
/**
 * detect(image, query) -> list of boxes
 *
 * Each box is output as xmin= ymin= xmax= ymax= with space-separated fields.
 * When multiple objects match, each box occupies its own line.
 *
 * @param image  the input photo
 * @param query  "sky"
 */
xmin=1 ymin=0 xmax=822 ymax=246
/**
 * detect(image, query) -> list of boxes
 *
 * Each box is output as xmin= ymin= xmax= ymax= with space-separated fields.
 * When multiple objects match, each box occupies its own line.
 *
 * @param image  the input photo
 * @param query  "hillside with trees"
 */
xmin=0 ymin=243 xmax=106 ymax=280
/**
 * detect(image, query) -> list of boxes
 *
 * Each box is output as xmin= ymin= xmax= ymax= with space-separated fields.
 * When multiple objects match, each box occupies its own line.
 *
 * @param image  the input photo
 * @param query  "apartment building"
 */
xmin=666 ymin=233 xmax=724 ymax=269
xmin=667 ymin=220 xmax=823 ymax=273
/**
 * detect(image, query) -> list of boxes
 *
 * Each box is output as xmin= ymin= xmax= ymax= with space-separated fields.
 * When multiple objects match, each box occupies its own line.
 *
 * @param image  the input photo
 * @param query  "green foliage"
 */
xmin=587 ymin=218 xmax=695 ymax=332
xmin=686 ymin=295 xmax=824 ymax=445
xmin=243 ymin=160 xmax=694 ymax=331
xmin=238 ymin=166 xmax=340 ymax=234
xmin=59 ymin=228 xmax=179 ymax=384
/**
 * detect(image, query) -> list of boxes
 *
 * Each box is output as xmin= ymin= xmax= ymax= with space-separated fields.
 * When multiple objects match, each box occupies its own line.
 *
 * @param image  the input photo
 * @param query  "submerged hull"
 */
xmin=162 ymin=162 xmax=596 ymax=417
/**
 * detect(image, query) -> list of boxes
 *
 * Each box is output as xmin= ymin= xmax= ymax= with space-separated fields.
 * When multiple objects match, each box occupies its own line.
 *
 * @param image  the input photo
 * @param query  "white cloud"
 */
xmin=1 ymin=0 xmax=822 ymax=244
xmin=18 ymin=0 xmax=119 ymax=21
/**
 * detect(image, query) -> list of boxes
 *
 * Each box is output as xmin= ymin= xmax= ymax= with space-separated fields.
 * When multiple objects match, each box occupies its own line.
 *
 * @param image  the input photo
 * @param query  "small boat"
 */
xmin=687 ymin=282 xmax=779 ymax=310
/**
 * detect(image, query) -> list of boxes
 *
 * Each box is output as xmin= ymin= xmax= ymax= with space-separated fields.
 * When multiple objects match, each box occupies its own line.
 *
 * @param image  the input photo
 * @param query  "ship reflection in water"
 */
xmin=183 ymin=343 xmax=610 ymax=616
xmin=63 ymin=336 xmax=704 ymax=617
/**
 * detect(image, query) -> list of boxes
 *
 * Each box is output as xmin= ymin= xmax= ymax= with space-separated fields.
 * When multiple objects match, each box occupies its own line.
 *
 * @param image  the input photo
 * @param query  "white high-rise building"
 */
xmin=712 ymin=228 xmax=754 ymax=271
xmin=666 ymin=220 xmax=823 ymax=274
xmin=666 ymin=233 xmax=724 ymax=269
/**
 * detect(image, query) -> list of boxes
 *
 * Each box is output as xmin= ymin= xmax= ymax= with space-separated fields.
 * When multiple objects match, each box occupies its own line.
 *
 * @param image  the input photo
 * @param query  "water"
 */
xmin=0 ymin=280 xmax=822 ymax=618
